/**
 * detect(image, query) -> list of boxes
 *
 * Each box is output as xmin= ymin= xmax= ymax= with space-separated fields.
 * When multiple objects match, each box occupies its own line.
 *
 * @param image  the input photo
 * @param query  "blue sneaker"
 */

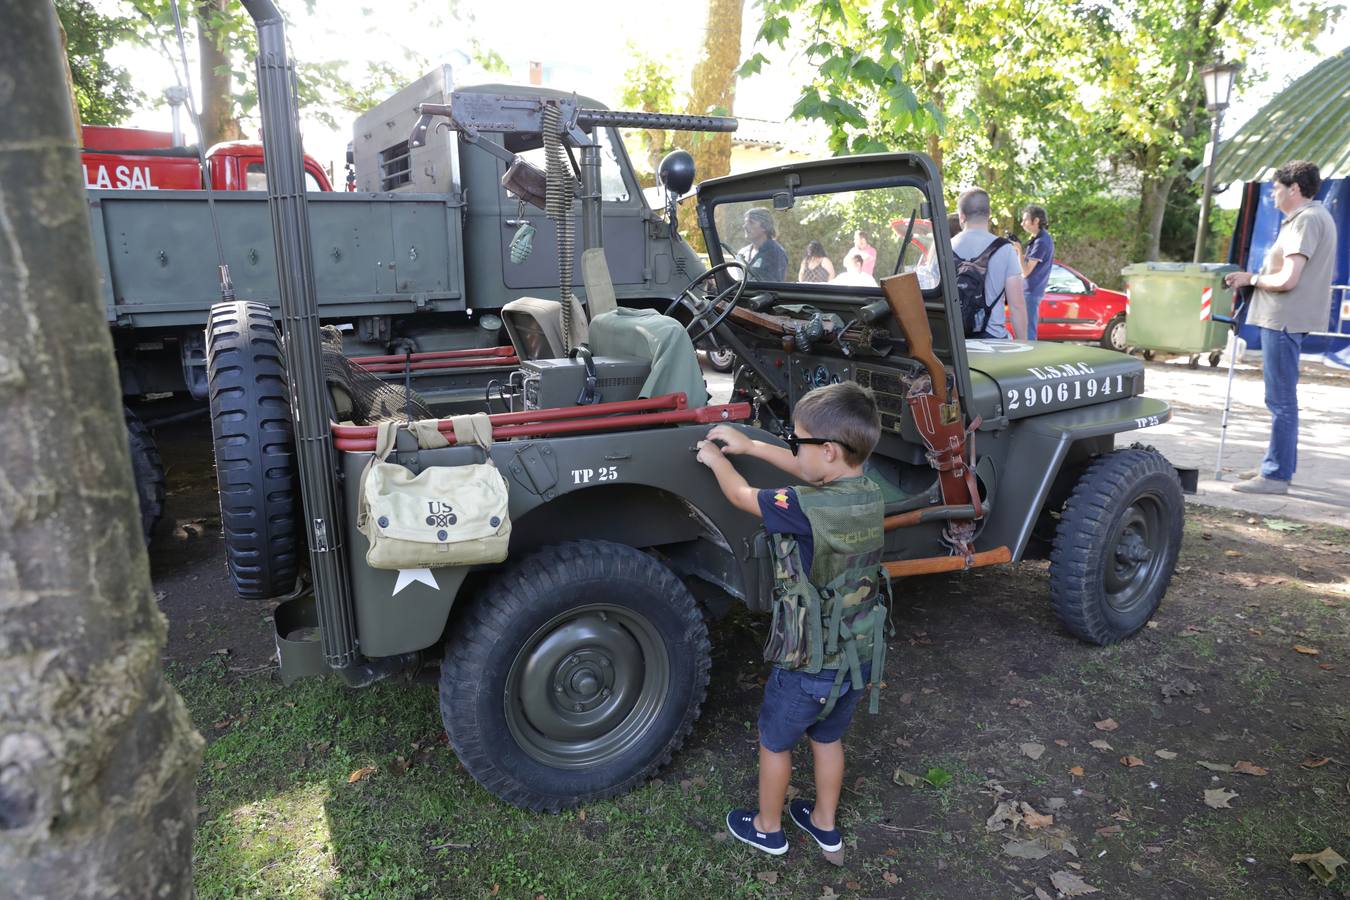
xmin=725 ymin=809 xmax=788 ymax=855
xmin=788 ymin=799 xmax=842 ymax=852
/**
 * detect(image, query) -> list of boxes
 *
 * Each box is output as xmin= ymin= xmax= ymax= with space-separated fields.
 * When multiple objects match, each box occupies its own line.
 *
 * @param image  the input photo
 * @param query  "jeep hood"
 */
xmin=965 ymin=340 xmax=1146 ymax=421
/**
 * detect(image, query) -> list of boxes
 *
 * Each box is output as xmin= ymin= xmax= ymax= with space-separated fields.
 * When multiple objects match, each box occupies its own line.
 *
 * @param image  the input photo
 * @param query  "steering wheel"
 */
xmin=664 ymin=260 xmax=748 ymax=345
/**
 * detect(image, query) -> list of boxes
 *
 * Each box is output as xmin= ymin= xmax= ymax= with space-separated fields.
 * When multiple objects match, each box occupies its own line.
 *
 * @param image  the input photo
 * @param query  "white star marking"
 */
xmin=392 ymin=567 xmax=439 ymax=596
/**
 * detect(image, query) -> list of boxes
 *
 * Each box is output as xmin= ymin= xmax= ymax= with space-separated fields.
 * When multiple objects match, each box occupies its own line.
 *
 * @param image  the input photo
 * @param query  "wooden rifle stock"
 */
xmin=879 ymin=273 xmax=946 ymax=403
xmin=884 ymin=545 xmax=1011 ymax=578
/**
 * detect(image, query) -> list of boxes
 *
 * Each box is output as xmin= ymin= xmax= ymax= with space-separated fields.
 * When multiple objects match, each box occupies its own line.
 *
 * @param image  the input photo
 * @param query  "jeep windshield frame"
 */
xmin=694 ymin=152 xmax=971 ymax=401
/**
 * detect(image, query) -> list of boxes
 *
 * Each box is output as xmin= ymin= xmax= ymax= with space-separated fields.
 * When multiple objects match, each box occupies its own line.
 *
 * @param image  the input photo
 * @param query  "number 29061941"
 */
xmin=1006 ymin=374 xmax=1126 ymax=412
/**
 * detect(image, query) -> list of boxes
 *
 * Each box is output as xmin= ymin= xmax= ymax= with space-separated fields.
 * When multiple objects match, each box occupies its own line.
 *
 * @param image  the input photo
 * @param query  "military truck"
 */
xmin=220 ymin=0 xmax=1194 ymax=811
xmin=91 ymin=64 xmax=714 ymax=541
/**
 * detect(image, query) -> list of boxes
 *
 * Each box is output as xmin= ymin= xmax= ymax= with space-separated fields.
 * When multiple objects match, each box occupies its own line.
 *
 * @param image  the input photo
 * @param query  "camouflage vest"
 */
xmin=763 ymin=476 xmax=891 ymax=718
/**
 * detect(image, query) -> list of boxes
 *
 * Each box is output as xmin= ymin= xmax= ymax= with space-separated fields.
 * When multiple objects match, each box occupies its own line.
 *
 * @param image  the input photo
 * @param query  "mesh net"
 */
xmin=321 ymin=326 xmax=433 ymax=424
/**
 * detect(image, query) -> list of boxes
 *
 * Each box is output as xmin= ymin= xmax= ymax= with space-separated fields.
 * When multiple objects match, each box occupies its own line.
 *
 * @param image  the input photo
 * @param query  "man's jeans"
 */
xmin=1024 ymin=292 xmax=1042 ymax=341
xmin=1259 ymin=327 xmax=1305 ymax=481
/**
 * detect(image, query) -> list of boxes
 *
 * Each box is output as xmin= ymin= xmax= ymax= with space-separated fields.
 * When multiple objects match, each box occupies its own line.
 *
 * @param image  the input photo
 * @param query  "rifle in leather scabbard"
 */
xmin=878 ymin=273 xmax=984 ymax=555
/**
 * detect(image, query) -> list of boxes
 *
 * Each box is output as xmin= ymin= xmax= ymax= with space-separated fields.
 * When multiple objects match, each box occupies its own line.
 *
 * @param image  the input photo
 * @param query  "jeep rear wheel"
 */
xmin=1049 ymin=448 xmax=1183 ymax=644
xmin=440 ymin=540 xmax=710 ymax=811
xmin=206 ymin=301 xmax=300 ymax=599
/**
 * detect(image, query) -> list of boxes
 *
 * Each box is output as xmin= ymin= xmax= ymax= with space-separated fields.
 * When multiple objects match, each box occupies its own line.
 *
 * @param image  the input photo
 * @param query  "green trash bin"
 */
xmin=1121 ymin=262 xmax=1238 ymax=356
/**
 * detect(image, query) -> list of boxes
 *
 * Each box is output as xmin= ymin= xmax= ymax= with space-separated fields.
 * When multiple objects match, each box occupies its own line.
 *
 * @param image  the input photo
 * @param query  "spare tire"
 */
xmin=206 ymin=301 xmax=300 ymax=599
xmin=124 ymin=406 xmax=164 ymax=545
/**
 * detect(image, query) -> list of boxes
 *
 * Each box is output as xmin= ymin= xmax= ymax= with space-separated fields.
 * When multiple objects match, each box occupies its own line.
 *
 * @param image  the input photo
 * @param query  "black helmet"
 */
xmin=658 ymin=150 xmax=696 ymax=197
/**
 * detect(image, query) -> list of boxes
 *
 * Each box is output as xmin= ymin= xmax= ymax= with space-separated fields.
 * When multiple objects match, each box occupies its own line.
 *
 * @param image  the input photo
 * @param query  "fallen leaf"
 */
xmin=1249 ymin=628 xmax=1264 ymax=636
xmin=1094 ymin=718 xmax=1119 ymax=732
xmin=1069 ymin=765 xmax=1085 ymax=777
xmin=1155 ymin=750 xmax=1178 ymax=760
xmin=1089 ymin=739 xmax=1114 ymax=752
xmin=822 ymin=848 xmax=845 ymax=867
xmin=1294 ymin=645 xmax=1321 ymax=656
xmin=1224 ymin=549 xmax=1243 ymax=558
xmin=1289 ymin=848 xmax=1348 ymax=885
xmin=388 ymin=756 xmax=410 ymax=776
xmin=1111 ymin=808 xmax=1133 ymax=822
xmin=1266 ymin=518 xmax=1308 ymax=532
xmin=1045 ymin=797 xmax=1067 ymax=811
xmin=1020 ymin=803 xmax=1054 ymax=830
xmin=1035 ymin=889 xmax=1054 ymax=900
xmin=893 ymin=767 xmax=923 ymax=789
xmin=883 ymin=871 xmax=900 ymax=885
xmin=1197 ymin=761 xmax=1233 ymax=773
xmin=1055 ymin=739 xmax=1069 ymax=747
xmin=347 ymin=766 xmax=376 ymax=784
xmin=845 ymin=881 xmax=862 ymax=891
xmin=1120 ymin=755 xmax=1145 ymax=768
xmin=1004 ymin=838 xmax=1051 ymax=859
xmin=1022 ymin=742 xmax=1047 ymax=760
xmin=1204 ymin=788 xmax=1238 ymax=809
xmin=1009 ymin=697 xmax=1033 ymax=708
xmin=1319 ymin=663 xmax=1337 ymax=671
xmin=820 ymin=886 xmax=839 ymax=899
xmin=1196 ymin=706 xmax=1212 ymax=714
xmin=899 ymin=692 xmax=913 ymax=705
xmin=1049 ymin=870 xmax=1100 ymax=896
xmin=490 ymin=885 xmax=500 ymax=896
xmin=1233 ymin=760 xmax=1268 ymax=777
xmin=1096 ymin=825 xmax=1122 ymax=837
xmin=756 ymin=871 xmax=778 ymax=885
xmin=1160 ymin=678 xmax=1201 ymax=700
xmin=986 ymin=800 xmax=1022 ymax=832
xmin=577 ymin=808 xmax=587 ymax=822
xmin=1301 ymin=757 xmax=1331 ymax=769
xmin=712 ymin=832 xmax=729 ymax=843
xmin=921 ymin=687 xmax=937 ymax=695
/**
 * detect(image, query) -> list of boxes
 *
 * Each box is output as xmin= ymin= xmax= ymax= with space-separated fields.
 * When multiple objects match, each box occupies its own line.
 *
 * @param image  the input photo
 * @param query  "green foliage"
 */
xmin=1043 ymin=191 xmax=1137 ymax=289
xmin=619 ymin=51 xmax=682 ymax=175
xmin=745 ymin=0 xmax=1343 ymax=263
xmin=56 ymin=0 xmax=141 ymax=125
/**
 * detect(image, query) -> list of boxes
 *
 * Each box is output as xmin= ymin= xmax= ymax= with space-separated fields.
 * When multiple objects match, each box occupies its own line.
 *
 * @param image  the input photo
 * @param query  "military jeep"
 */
xmin=219 ymin=0 xmax=1191 ymax=812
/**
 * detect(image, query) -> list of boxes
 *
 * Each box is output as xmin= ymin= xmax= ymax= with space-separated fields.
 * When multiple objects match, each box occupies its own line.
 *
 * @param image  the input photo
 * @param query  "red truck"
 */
xmin=81 ymin=124 xmax=335 ymax=192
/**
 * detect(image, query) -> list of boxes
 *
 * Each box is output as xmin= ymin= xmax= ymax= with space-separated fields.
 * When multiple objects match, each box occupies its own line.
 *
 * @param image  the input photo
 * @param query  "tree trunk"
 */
xmin=0 ymin=5 xmax=203 ymax=897
xmin=1135 ymin=173 xmax=1173 ymax=261
xmin=686 ymin=0 xmax=744 ymax=184
xmin=198 ymin=0 xmax=242 ymax=146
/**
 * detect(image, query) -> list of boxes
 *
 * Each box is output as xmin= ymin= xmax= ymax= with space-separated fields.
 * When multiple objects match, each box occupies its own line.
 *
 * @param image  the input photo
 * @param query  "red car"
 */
xmin=1033 ymin=261 xmax=1128 ymax=351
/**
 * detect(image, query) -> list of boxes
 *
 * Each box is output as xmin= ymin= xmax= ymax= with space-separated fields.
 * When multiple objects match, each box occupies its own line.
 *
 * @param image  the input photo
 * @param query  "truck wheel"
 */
xmin=124 ymin=407 xmax=165 ymax=544
xmin=1099 ymin=315 xmax=1127 ymax=352
xmin=440 ymin=540 xmax=711 ymax=811
xmin=1049 ymin=448 xmax=1183 ymax=645
xmin=206 ymin=301 xmax=300 ymax=599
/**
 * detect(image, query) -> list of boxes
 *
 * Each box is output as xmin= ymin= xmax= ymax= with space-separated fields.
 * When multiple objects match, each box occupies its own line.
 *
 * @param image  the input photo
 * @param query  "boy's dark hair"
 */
xmin=793 ymin=382 xmax=881 ymax=466
xmin=1273 ymin=160 xmax=1321 ymax=200
xmin=1022 ymin=204 xmax=1049 ymax=230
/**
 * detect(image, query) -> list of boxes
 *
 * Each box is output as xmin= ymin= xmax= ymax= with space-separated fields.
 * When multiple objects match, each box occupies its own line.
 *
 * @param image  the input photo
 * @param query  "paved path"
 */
xmin=703 ymin=351 xmax=1350 ymax=526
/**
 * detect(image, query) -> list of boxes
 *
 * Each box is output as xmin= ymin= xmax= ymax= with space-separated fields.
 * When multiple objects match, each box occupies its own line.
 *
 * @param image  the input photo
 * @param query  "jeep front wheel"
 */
xmin=1049 ymin=448 xmax=1183 ymax=644
xmin=440 ymin=540 xmax=710 ymax=811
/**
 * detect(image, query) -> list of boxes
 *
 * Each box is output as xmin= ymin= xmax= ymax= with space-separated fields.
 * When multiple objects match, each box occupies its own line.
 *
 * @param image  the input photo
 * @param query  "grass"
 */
xmin=170 ymin=505 xmax=1350 ymax=899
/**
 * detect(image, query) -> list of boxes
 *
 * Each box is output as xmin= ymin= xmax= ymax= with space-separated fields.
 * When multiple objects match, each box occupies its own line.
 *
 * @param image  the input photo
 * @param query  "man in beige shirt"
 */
xmin=1224 ymin=160 xmax=1338 ymax=494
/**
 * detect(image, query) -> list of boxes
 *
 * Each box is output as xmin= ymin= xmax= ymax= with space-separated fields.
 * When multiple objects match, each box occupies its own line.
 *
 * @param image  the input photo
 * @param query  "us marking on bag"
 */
xmin=571 ymin=465 xmax=620 ymax=484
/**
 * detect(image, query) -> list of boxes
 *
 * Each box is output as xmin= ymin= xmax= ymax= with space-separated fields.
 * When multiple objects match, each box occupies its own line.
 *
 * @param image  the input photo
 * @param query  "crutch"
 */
xmin=1212 ymin=286 xmax=1251 ymax=480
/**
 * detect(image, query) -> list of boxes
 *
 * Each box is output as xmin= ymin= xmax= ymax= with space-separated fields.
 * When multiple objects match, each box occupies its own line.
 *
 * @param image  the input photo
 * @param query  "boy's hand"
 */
xmin=706 ymin=424 xmax=752 ymax=455
xmin=695 ymin=439 xmax=726 ymax=468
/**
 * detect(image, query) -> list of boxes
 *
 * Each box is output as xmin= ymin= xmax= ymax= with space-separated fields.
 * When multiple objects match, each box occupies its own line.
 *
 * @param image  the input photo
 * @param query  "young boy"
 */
xmin=696 ymin=381 xmax=886 ymax=857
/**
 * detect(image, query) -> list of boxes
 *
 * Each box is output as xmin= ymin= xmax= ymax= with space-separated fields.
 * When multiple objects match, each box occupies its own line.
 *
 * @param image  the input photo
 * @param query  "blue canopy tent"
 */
xmin=1212 ymin=46 xmax=1350 ymax=366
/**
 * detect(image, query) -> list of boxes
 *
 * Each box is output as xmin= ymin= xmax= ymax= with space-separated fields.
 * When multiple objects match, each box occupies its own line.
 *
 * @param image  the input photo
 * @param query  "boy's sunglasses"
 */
xmin=785 ymin=432 xmax=858 ymax=457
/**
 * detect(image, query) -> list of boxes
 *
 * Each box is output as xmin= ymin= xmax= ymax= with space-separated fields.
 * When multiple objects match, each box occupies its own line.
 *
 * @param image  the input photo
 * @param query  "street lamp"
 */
xmin=1194 ymin=60 xmax=1241 ymax=263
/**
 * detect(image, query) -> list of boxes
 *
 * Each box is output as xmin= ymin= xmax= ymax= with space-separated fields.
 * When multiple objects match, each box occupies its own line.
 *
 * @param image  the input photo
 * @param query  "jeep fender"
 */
xmin=978 ymin=396 xmax=1172 ymax=560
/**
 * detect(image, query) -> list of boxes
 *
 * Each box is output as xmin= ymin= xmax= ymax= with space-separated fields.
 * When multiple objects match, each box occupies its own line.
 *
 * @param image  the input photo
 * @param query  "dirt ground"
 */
xmin=150 ymin=413 xmax=1350 ymax=899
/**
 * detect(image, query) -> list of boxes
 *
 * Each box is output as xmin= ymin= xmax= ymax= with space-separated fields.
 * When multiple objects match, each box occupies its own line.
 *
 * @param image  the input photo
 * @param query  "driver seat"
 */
xmin=588 ymin=307 xmax=708 ymax=407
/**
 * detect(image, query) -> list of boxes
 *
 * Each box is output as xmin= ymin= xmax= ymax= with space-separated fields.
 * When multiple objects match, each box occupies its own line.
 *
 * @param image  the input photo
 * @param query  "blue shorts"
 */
xmin=758 ymin=665 xmax=870 ymax=753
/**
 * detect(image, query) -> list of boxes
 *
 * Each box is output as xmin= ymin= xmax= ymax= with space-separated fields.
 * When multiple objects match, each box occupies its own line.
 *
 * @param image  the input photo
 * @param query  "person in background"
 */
xmin=739 ymin=208 xmax=789 ymax=282
xmin=1018 ymin=204 xmax=1054 ymax=341
xmin=1223 ymin=160 xmax=1338 ymax=495
xmin=951 ymin=188 xmax=1026 ymax=339
xmin=831 ymin=250 xmax=877 ymax=287
xmin=798 ymin=240 xmax=836 ymax=283
xmin=947 ymin=212 xmax=962 ymax=239
xmin=852 ymin=230 xmax=877 ymax=277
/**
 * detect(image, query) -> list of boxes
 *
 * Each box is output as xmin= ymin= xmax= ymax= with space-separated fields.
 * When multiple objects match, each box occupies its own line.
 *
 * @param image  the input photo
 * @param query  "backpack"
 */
xmin=954 ymin=237 xmax=1010 ymax=337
